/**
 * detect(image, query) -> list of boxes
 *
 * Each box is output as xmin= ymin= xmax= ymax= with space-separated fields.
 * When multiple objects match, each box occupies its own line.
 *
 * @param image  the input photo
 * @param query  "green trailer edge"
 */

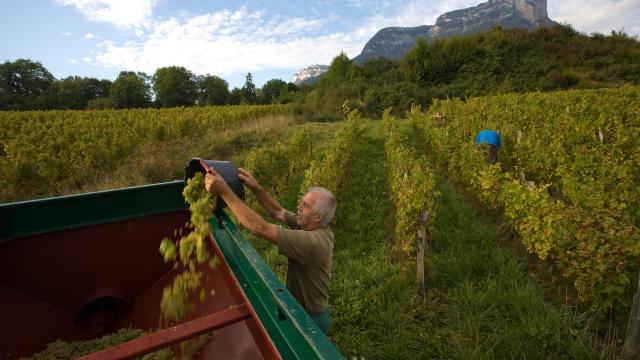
xmin=0 ymin=180 xmax=344 ymax=359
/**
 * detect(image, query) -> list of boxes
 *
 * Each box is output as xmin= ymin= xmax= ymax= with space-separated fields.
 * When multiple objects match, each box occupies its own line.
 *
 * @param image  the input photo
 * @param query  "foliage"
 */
xmin=25 ymin=329 xmax=144 ymax=359
xmin=228 ymin=87 xmax=244 ymax=105
xmin=383 ymin=109 xmax=439 ymax=253
xmin=242 ymin=72 xmax=257 ymax=104
xmin=314 ymin=120 xmax=596 ymax=359
xmin=87 ymin=96 xmax=116 ymax=110
xmin=56 ymin=76 xmax=111 ymax=110
xmin=196 ymin=74 xmax=229 ymax=106
xmin=0 ymin=58 xmax=55 ymax=110
xmin=0 ymin=104 xmax=294 ymax=202
xmin=243 ymin=127 xmax=314 ymax=207
xmin=110 ymin=71 xmax=152 ymax=109
xmin=306 ymin=25 xmax=640 ymax=119
xmin=409 ymin=86 xmax=640 ymax=313
xmin=300 ymin=109 xmax=363 ymax=197
xmin=153 ymin=66 xmax=198 ymax=108
xmin=261 ymin=79 xmax=289 ymax=104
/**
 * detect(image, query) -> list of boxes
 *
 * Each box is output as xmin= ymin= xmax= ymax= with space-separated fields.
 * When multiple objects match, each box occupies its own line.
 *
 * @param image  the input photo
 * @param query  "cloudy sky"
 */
xmin=1 ymin=0 xmax=638 ymax=88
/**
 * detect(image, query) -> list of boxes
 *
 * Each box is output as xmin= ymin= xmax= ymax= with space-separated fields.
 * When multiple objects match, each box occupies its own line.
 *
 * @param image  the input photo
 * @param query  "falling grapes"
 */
xmin=158 ymin=172 xmax=219 ymax=324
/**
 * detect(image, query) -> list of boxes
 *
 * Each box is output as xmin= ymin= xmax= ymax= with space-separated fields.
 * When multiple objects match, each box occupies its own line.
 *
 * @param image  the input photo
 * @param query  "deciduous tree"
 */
xmin=153 ymin=66 xmax=197 ymax=108
xmin=197 ymin=74 xmax=229 ymax=105
xmin=261 ymin=79 xmax=288 ymax=104
xmin=110 ymin=71 xmax=151 ymax=109
xmin=0 ymin=58 xmax=55 ymax=110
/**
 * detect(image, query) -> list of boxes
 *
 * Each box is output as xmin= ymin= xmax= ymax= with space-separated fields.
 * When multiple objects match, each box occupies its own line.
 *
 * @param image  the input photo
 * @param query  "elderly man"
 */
xmin=204 ymin=167 xmax=336 ymax=335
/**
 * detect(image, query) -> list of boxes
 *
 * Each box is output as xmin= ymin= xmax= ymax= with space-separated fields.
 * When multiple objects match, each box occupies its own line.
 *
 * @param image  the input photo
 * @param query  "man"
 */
xmin=204 ymin=167 xmax=336 ymax=334
xmin=475 ymin=129 xmax=501 ymax=165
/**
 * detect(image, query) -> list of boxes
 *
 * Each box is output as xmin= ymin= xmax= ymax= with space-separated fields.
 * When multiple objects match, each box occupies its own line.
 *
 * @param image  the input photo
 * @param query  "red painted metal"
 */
xmin=0 ymin=210 xmax=280 ymax=360
xmin=206 ymin=228 xmax=281 ymax=358
xmin=77 ymin=304 xmax=251 ymax=360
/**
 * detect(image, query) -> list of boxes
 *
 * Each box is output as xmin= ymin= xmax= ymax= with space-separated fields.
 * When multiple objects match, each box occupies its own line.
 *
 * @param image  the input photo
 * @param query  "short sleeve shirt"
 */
xmin=277 ymin=210 xmax=334 ymax=315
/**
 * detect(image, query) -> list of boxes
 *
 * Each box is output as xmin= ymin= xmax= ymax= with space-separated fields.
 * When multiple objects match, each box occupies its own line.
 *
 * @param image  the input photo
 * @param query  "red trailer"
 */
xmin=0 ymin=161 xmax=343 ymax=359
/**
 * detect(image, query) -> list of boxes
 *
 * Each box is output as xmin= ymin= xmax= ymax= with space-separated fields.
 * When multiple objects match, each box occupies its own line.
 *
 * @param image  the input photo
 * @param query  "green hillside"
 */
xmin=306 ymin=25 xmax=640 ymax=119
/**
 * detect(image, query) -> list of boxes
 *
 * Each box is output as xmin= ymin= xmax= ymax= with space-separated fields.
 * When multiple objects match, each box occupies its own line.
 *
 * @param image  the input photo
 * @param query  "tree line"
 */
xmin=0 ymin=61 xmax=300 ymax=110
xmin=2 ymin=24 xmax=639 ymax=114
xmin=304 ymin=24 xmax=640 ymax=120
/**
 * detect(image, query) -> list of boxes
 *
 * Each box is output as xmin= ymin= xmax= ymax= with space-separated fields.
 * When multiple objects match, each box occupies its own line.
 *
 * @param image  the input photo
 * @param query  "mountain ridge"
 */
xmin=354 ymin=0 xmax=555 ymax=63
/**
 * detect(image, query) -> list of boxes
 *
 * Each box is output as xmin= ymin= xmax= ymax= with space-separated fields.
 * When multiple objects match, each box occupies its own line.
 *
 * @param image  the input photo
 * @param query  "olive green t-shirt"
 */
xmin=276 ymin=210 xmax=333 ymax=315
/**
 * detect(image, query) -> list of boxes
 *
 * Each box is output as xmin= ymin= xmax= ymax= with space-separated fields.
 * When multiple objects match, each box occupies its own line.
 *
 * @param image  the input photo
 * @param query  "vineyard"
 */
xmin=2 ymin=86 xmax=640 ymax=358
xmin=0 ymin=104 xmax=294 ymax=202
xmin=408 ymin=86 xmax=640 ymax=313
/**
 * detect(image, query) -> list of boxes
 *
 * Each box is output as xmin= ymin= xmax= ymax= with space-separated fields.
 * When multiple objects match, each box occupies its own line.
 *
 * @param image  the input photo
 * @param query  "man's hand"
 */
xmin=204 ymin=167 xmax=279 ymax=244
xmin=204 ymin=168 xmax=231 ymax=195
xmin=237 ymin=168 xmax=260 ymax=190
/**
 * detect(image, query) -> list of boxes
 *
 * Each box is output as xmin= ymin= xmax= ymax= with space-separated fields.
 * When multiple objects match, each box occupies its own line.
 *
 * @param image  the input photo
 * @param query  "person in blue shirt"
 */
xmin=475 ymin=130 xmax=501 ymax=165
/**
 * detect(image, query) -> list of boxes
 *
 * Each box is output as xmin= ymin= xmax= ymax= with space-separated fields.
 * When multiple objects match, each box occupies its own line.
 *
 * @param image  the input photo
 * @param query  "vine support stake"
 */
xmin=417 ymin=209 xmax=429 ymax=297
xmin=624 ymin=269 xmax=640 ymax=358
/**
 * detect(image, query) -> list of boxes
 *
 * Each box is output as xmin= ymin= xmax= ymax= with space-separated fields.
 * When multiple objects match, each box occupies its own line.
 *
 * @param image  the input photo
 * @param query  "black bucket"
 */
xmin=184 ymin=158 xmax=245 ymax=213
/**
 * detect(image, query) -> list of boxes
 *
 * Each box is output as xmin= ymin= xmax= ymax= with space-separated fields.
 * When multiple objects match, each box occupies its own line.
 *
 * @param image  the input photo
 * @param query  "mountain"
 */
xmin=292 ymin=65 xmax=329 ymax=86
xmin=353 ymin=0 xmax=556 ymax=64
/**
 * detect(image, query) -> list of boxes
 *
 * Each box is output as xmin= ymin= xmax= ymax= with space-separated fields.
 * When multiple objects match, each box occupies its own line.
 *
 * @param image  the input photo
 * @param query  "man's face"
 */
xmin=296 ymin=192 xmax=322 ymax=230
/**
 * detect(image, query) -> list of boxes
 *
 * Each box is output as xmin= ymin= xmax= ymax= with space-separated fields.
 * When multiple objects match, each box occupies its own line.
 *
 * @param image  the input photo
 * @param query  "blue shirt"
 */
xmin=475 ymin=130 xmax=501 ymax=148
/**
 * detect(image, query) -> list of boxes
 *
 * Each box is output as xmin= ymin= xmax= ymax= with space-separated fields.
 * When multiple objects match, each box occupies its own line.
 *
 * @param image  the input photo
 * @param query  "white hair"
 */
xmin=309 ymin=187 xmax=336 ymax=227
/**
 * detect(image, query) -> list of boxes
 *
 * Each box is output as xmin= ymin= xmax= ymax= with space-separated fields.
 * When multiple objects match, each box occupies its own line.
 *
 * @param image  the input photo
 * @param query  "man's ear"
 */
xmin=314 ymin=213 xmax=325 ymax=225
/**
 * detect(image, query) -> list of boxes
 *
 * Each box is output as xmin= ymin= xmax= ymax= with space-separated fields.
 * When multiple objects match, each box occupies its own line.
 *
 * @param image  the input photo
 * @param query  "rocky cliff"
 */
xmin=292 ymin=65 xmax=329 ymax=86
xmin=353 ymin=0 xmax=555 ymax=64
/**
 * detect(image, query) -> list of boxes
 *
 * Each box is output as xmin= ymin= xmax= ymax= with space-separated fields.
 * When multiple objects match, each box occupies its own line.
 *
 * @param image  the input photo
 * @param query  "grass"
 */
xmin=71 ymin=115 xmax=302 ymax=194
xmin=21 ymin=113 xmax=606 ymax=358
xmin=428 ymin=178 xmax=597 ymax=359
xmin=243 ymin=118 xmax=601 ymax=358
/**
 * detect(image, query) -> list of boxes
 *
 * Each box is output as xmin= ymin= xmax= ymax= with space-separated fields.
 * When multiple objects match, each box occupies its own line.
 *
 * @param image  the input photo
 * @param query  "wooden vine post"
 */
xmin=417 ymin=209 xmax=429 ymax=296
xmin=624 ymin=270 xmax=640 ymax=359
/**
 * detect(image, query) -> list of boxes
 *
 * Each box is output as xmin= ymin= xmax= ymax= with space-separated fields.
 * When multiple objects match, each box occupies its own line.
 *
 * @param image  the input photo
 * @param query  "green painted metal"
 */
xmin=211 ymin=213 xmax=344 ymax=359
xmin=0 ymin=182 xmax=344 ymax=359
xmin=0 ymin=181 xmax=187 ymax=242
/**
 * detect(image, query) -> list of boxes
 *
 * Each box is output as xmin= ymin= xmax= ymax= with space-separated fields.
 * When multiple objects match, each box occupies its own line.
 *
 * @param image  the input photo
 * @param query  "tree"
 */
xmin=0 ymin=58 xmax=55 ymax=110
xmin=87 ymin=97 xmax=115 ymax=109
xmin=56 ymin=76 xmax=111 ymax=109
xmin=228 ymin=87 xmax=245 ymax=105
xmin=242 ymin=72 xmax=256 ymax=104
xmin=110 ymin=71 xmax=151 ymax=109
xmin=197 ymin=74 xmax=229 ymax=105
xmin=261 ymin=79 xmax=288 ymax=104
xmin=324 ymin=52 xmax=355 ymax=84
xmin=153 ymin=66 xmax=197 ymax=107
xmin=287 ymin=82 xmax=299 ymax=92
xmin=57 ymin=76 xmax=88 ymax=109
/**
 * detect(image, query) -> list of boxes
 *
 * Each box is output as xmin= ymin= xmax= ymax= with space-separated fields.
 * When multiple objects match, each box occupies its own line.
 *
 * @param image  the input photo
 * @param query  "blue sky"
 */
xmin=1 ymin=0 xmax=639 ymax=88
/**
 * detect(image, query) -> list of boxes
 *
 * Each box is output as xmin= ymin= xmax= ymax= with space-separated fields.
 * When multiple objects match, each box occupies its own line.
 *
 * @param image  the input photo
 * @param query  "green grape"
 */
xmin=159 ymin=172 xmax=215 ymax=325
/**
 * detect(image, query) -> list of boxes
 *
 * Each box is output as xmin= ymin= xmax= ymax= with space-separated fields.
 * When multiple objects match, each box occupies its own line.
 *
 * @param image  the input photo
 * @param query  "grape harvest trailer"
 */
xmin=0 ymin=175 xmax=343 ymax=359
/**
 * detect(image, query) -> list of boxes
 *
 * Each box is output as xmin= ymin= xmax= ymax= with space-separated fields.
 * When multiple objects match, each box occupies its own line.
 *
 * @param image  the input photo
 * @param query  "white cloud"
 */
xmin=81 ymin=0 xmax=640 ymax=81
xmin=85 ymin=32 xmax=95 ymax=39
xmin=54 ymin=0 xmax=159 ymax=29
xmin=549 ymin=0 xmax=640 ymax=36
xmin=69 ymin=58 xmax=79 ymax=64
xmin=59 ymin=30 xmax=72 ymax=37
xmin=372 ymin=0 xmax=479 ymax=28
xmin=88 ymin=7 xmax=357 ymax=77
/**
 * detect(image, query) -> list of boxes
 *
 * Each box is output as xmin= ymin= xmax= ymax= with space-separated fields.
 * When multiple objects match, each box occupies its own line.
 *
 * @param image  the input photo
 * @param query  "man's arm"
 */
xmin=205 ymin=170 xmax=278 ymax=244
xmin=237 ymin=168 xmax=287 ymax=224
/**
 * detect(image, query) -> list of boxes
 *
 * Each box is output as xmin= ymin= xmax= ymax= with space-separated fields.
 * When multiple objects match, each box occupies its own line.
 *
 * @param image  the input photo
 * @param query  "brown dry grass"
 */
xmin=72 ymin=115 xmax=302 ymax=194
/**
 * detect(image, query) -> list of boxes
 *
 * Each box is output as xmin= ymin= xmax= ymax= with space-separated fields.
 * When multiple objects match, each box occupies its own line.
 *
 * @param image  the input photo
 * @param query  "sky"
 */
xmin=1 ymin=0 xmax=639 ymax=89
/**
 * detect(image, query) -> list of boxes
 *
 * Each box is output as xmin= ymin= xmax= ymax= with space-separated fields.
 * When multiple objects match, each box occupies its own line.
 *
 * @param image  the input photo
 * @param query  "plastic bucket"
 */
xmin=184 ymin=158 xmax=245 ymax=213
